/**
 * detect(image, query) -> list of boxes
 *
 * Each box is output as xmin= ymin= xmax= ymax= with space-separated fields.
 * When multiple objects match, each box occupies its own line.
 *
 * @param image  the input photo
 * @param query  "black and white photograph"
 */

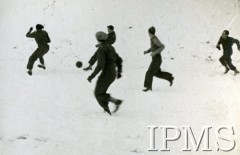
xmin=0 ymin=0 xmax=240 ymax=154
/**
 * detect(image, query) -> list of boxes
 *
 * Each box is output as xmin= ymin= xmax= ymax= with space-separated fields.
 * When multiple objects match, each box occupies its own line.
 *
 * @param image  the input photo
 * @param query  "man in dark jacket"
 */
xmin=26 ymin=24 xmax=51 ymax=75
xmin=106 ymin=25 xmax=116 ymax=45
xmin=216 ymin=30 xmax=240 ymax=75
xmin=143 ymin=27 xmax=174 ymax=92
xmin=84 ymin=25 xmax=116 ymax=71
xmin=87 ymin=31 xmax=123 ymax=115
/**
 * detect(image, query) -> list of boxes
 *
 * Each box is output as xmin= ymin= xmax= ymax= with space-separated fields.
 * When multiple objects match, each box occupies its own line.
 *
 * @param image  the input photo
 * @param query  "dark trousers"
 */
xmin=27 ymin=45 xmax=49 ymax=70
xmin=94 ymin=68 xmax=116 ymax=110
xmin=219 ymin=50 xmax=236 ymax=71
xmin=144 ymin=56 xmax=172 ymax=89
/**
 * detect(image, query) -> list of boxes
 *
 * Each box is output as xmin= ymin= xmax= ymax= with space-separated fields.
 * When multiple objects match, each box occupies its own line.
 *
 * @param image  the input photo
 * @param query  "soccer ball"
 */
xmin=76 ymin=61 xmax=83 ymax=68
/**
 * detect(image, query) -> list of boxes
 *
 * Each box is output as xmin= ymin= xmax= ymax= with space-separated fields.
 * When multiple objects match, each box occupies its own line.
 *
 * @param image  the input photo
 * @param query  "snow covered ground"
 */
xmin=0 ymin=0 xmax=240 ymax=154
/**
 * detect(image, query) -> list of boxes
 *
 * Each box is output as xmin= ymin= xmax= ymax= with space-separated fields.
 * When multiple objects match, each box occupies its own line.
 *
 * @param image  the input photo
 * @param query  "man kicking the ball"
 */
xmin=87 ymin=31 xmax=123 ymax=115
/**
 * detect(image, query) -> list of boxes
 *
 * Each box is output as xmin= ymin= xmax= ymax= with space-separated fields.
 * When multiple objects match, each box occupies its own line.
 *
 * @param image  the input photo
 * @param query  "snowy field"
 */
xmin=0 ymin=0 xmax=240 ymax=154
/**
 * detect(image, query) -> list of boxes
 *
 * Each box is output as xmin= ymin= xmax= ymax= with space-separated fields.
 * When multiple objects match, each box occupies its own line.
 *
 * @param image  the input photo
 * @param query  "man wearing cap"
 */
xmin=143 ymin=26 xmax=174 ymax=92
xmin=84 ymin=25 xmax=116 ymax=71
xmin=216 ymin=30 xmax=240 ymax=75
xmin=26 ymin=24 xmax=51 ymax=75
xmin=87 ymin=31 xmax=123 ymax=115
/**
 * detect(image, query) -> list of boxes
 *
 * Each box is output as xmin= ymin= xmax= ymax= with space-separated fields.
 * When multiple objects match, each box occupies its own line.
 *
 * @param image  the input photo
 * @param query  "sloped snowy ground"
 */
xmin=0 ymin=0 xmax=240 ymax=154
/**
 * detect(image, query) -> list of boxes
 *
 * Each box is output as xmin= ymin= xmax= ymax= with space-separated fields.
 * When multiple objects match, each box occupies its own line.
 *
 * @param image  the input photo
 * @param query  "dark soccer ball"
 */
xmin=76 ymin=61 xmax=83 ymax=68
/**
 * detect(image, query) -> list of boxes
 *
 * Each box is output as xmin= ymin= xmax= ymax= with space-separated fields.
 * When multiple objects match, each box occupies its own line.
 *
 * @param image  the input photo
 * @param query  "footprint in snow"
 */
xmin=130 ymin=149 xmax=143 ymax=153
xmin=35 ymin=137 xmax=50 ymax=142
xmin=17 ymin=136 xmax=28 ymax=140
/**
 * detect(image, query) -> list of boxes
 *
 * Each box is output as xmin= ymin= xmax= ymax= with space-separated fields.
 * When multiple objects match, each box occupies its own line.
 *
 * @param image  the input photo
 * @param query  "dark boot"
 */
xmin=27 ymin=70 xmax=32 ymax=76
xmin=38 ymin=64 xmax=46 ymax=69
xmin=112 ymin=100 xmax=123 ymax=113
xmin=142 ymin=87 xmax=152 ymax=92
xmin=224 ymin=67 xmax=230 ymax=74
xmin=234 ymin=70 xmax=239 ymax=75
xmin=103 ymin=106 xmax=111 ymax=115
xmin=170 ymin=76 xmax=174 ymax=86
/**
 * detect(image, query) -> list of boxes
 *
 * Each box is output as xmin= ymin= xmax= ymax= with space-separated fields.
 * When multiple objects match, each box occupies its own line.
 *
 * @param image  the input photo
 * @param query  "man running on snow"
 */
xmin=216 ymin=30 xmax=240 ymax=75
xmin=26 ymin=24 xmax=51 ymax=75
